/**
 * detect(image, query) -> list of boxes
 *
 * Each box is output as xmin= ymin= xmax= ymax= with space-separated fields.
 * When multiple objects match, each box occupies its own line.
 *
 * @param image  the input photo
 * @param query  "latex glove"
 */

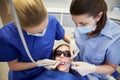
xmin=71 ymin=62 xmax=96 ymax=76
xmin=70 ymin=39 xmax=79 ymax=59
xmin=36 ymin=59 xmax=60 ymax=70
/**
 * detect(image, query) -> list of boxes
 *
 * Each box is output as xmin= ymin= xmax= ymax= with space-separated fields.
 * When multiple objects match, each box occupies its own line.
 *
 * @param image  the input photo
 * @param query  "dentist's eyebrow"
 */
xmin=78 ymin=22 xmax=87 ymax=25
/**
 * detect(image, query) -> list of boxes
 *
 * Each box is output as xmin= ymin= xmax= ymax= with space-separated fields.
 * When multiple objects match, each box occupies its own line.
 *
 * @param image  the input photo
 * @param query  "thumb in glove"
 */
xmin=37 ymin=59 xmax=60 ymax=70
xmin=71 ymin=62 xmax=96 ymax=76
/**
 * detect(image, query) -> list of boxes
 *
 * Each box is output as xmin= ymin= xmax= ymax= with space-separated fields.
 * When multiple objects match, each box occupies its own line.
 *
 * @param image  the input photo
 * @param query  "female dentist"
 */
xmin=0 ymin=0 xmax=77 ymax=80
xmin=70 ymin=0 xmax=120 ymax=80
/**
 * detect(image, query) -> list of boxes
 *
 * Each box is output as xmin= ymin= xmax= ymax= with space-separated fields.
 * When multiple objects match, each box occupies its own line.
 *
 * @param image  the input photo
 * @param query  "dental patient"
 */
xmin=34 ymin=44 xmax=82 ymax=80
xmin=52 ymin=44 xmax=88 ymax=80
xmin=53 ymin=44 xmax=73 ymax=73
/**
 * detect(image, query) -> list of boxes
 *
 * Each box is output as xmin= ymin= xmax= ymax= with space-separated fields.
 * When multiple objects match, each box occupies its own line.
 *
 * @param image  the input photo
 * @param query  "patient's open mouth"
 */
xmin=59 ymin=62 xmax=66 ymax=65
xmin=59 ymin=61 xmax=71 ymax=65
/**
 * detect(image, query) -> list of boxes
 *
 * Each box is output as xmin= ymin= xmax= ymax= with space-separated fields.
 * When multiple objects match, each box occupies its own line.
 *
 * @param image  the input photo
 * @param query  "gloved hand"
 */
xmin=70 ymin=39 xmax=79 ymax=59
xmin=36 ymin=59 xmax=60 ymax=70
xmin=71 ymin=62 xmax=96 ymax=76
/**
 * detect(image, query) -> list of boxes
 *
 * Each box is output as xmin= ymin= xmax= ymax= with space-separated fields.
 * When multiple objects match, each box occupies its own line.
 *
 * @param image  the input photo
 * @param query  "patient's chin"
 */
xmin=57 ymin=66 xmax=69 ymax=73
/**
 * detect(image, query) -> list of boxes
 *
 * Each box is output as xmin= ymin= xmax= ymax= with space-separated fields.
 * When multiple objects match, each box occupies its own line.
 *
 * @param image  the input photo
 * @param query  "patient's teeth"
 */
xmin=60 ymin=62 xmax=65 ymax=65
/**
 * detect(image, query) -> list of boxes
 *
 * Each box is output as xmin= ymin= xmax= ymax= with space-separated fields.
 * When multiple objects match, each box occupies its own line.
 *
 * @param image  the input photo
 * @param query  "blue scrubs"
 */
xmin=75 ymin=19 xmax=120 ymax=80
xmin=0 ymin=15 xmax=65 ymax=80
xmin=34 ymin=69 xmax=88 ymax=80
xmin=70 ymin=69 xmax=88 ymax=80
xmin=34 ymin=70 xmax=80 ymax=80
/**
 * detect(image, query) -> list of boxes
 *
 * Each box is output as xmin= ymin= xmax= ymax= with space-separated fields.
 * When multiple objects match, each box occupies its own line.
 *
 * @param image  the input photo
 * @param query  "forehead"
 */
xmin=72 ymin=14 xmax=94 ymax=23
xmin=57 ymin=45 xmax=70 ymax=51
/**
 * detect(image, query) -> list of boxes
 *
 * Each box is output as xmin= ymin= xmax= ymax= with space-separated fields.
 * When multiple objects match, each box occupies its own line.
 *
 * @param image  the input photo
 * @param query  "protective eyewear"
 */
xmin=55 ymin=50 xmax=71 ymax=57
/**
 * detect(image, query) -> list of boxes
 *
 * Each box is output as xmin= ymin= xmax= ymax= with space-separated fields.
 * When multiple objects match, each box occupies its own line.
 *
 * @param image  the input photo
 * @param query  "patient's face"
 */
xmin=55 ymin=45 xmax=72 ymax=73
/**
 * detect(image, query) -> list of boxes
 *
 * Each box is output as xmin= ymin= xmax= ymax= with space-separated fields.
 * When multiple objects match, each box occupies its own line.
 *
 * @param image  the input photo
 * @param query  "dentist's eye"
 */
xmin=81 ymin=23 xmax=87 ymax=26
xmin=77 ymin=22 xmax=87 ymax=26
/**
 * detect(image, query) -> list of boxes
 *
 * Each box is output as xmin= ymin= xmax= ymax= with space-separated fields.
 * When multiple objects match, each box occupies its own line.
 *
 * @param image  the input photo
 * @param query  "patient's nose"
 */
xmin=60 ymin=53 xmax=65 ymax=57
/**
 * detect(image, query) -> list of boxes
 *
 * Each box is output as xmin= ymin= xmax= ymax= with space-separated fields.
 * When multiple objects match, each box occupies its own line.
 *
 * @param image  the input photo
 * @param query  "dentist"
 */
xmin=0 ymin=0 xmax=77 ymax=80
xmin=70 ymin=0 xmax=120 ymax=80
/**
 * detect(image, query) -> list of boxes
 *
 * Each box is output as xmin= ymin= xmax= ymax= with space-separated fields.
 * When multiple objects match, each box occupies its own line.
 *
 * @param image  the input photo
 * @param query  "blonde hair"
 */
xmin=13 ymin=0 xmax=47 ymax=28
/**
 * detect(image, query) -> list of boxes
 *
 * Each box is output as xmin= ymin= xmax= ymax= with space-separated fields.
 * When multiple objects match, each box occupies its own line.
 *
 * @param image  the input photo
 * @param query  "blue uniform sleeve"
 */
xmin=106 ymin=38 xmax=120 ymax=64
xmin=53 ymin=17 xmax=65 ymax=40
xmin=0 ymin=38 xmax=18 ymax=62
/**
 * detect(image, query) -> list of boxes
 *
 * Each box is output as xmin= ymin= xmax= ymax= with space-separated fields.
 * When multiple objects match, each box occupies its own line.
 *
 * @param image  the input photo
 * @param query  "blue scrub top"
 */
xmin=0 ymin=15 xmax=65 ymax=80
xmin=75 ymin=19 xmax=120 ymax=79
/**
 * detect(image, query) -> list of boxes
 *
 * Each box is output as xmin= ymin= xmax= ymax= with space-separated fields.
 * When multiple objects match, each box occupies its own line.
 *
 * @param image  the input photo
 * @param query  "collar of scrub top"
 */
xmin=100 ymin=18 xmax=113 ymax=39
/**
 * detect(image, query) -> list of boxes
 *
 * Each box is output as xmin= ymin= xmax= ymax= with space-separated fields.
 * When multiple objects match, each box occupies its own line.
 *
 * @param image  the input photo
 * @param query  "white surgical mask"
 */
xmin=27 ymin=28 xmax=47 ymax=37
xmin=77 ymin=25 xmax=96 ymax=34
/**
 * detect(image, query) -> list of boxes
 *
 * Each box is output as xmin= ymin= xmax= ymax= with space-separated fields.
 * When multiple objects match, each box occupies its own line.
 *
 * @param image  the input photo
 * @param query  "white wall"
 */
xmin=42 ymin=0 xmax=71 ymax=9
xmin=0 ymin=16 xmax=3 ymax=28
xmin=0 ymin=62 xmax=9 ymax=80
xmin=43 ymin=0 xmax=120 ymax=14
xmin=105 ymin=0 xmax=120 ymax=13
xmin=0 ymin=16 xmax=9 ymax=80
xmin=105 ymin=0 xmax=120 ymax=21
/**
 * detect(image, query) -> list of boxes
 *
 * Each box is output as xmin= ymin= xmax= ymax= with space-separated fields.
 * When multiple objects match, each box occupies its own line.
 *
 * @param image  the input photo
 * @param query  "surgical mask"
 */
xmin=76 ymin=25 xmax=96 ymax=34
xmin=27 ymin=28 xmax=47 ymax=37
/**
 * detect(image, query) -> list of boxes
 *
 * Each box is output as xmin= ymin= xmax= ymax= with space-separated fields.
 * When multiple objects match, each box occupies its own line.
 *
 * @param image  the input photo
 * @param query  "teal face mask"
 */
xmin=76 ymin=26 xmax=96 ymax=34
xmin=27 ymin=28 xmax=47 ymax=37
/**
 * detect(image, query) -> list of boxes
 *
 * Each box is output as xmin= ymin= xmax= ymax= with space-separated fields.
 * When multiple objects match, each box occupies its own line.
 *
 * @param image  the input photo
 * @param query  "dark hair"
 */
xmin=70 ymin=0 xmax=108 ymax=36
xmin=53 ymin=44 xmax=70 ymax=59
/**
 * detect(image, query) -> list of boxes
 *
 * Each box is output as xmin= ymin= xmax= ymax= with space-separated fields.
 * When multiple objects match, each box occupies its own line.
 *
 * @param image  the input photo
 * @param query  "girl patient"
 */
xmin=52 ymin=44 xmax=88 ymax=80
xmin=35 ymin=44 xmax=82 ymax=80
xmin=53 ymin=44 xmax=72 ymax=73
xmin=35 ymin=44 xmax=88 ymax=80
